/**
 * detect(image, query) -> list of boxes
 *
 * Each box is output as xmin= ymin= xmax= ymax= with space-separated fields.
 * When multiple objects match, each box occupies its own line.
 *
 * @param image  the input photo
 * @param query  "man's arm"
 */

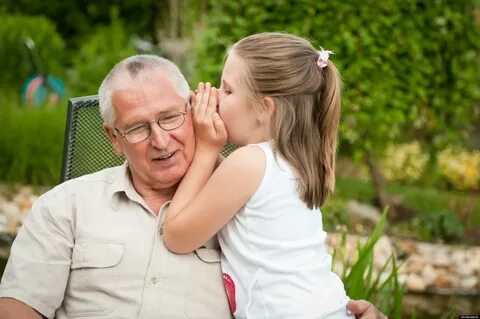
xmin=0 ymin=297 xmax=45 ymax=319
xmin=0 ymin=189 xmax=74 ymax=318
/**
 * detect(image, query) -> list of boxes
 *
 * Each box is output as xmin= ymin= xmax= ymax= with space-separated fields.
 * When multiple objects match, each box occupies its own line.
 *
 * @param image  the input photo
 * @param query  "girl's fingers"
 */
xmin=212 ymin=112 xmax=227 ymax=142
xmin=206 ymin=88 xmax=217 ymax=117
xmin=201 ymin=82 xmax=212 ymax=118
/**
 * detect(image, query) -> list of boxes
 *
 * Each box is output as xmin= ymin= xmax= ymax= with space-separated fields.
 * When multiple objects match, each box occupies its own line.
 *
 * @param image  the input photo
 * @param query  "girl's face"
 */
xmin=218 ymin=52 xmax=266 ymax=146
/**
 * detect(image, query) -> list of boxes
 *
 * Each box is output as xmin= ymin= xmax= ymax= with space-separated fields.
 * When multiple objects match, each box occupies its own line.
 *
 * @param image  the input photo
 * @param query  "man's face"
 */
xmin=105 ymin=71 xmax=195 ymax=192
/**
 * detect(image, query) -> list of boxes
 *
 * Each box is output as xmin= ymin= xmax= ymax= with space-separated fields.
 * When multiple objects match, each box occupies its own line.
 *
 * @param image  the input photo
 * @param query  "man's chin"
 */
xmin=152 ymin=170 xmax=186 ymax=188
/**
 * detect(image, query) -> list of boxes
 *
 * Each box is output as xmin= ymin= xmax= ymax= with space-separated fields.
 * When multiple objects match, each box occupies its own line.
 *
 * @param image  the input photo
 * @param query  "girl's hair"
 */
xmin=230 ymin=32 xmax=341 ymax=208
xmin=98 ymin=54 xmax=190 ymax=128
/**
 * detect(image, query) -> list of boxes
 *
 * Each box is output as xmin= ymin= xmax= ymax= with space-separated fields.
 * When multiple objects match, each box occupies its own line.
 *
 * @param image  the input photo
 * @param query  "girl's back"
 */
xmin=219 ymin=142 xmax=348 ymax=319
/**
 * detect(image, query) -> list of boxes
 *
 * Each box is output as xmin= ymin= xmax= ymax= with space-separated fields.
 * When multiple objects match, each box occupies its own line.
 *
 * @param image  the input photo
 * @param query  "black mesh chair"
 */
xmin=61 ymin=96 xmax=237 ymax=182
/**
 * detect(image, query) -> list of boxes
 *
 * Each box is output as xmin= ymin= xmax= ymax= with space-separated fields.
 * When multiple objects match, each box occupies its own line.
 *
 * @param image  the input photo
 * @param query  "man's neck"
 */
xmin=131 ymin=179 xmax=178 ymax=215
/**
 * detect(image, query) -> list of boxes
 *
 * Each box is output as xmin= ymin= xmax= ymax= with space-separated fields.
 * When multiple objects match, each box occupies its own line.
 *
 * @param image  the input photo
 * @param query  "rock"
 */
xmin=373 ymin=236 xmax=394 ymax=271
xmin=406 ymin=274 xmax=426 ymax=292
xmin=434 ymin=273 xmax=455 ymax=289
xmin=456 ymin=263 xmax=476 ymax=277
xmin=402 ymin=255 xmax=425 ymax=274
xmin=459 ymin=276 xmax=478 ymax=290
xmin=395 ymin=239 xmax=418 ymax=256
xmin=346 ymin=200 xmax=381 ymax=224
xmin=431 ymin=252 xmax=450 ymax=268
xmin=421 ymin=264 xmax=438 ymax=286
xmin=0 ymin=214 xmax=6 ymax=233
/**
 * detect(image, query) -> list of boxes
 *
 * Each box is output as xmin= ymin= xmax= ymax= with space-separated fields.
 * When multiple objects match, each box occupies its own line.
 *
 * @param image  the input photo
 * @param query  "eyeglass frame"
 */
xmin=114 ymin=102 xmax=189 ymax=144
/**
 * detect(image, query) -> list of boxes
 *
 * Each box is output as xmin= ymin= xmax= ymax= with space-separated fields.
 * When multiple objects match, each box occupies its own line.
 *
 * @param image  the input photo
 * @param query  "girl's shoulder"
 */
xmin=220 ymin=144 xmax=266 ymax=173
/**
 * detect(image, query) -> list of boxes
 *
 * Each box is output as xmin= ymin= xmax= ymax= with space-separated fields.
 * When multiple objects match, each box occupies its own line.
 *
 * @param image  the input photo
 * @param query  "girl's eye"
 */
xmin=224 ymin=89 xmax=232 ymax=95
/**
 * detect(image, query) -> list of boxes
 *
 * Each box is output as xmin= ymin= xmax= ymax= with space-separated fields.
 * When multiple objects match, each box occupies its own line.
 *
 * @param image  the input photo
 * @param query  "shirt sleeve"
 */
xmin=0 ymin=187 xmax=74 ymax=319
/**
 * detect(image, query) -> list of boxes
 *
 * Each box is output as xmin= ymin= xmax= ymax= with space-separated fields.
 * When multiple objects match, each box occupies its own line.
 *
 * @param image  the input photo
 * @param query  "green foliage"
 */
xmin=322 ymin=197 xmax=351 ymax=231
xmin=0 ymin=13 xmax=65 ymax=89
xmin=418 ymin=211 xmax=465 ymax=242
xmin=67 ymin=8 xmax=137 ymax=96
xmin=1 ymin=0 xmax=157 ymax=44
xmin=336 ymin=210 xmax=404 ymax=318
xmin=334 ymin=175 xmax=480 ymax=243
xmin=193 ymin=0 xmax=480 ymax=156
xmin=0 ymin=102 xmax=66 ymax=185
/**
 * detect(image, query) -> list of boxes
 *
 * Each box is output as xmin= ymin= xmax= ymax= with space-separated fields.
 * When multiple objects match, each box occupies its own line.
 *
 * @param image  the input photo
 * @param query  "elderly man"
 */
xmin=0 ymin=55 xmax=383 ymax=319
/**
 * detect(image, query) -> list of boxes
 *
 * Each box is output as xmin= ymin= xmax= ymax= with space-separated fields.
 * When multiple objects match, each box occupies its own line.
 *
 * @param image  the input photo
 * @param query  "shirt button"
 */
xmin=151 ymin=277 xmax=158 ymax=284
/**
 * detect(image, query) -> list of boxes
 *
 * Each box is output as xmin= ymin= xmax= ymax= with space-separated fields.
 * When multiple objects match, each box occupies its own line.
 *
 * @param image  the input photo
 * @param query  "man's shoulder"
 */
xmin=44 ymin=164 xmax=126 ymax=200
xmin=69 ymin=164 xmax=125 ymax=183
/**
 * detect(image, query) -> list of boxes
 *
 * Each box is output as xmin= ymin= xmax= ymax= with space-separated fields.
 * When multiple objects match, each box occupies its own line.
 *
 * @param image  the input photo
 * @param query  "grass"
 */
xmin=0 ymin=100 xmax=67 ymax=186
xmin=335 ymin=210 xmax=404 ymax=318
xmin=329 ymin=176 xmax=480 ymax=244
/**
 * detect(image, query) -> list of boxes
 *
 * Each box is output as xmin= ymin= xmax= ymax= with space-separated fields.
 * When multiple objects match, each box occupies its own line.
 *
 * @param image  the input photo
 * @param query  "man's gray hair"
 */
xmin=98 ymin=54 xmax=190 ymax=127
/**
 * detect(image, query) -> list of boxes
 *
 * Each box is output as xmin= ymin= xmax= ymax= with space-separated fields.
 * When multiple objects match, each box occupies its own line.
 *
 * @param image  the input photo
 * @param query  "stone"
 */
xmin=406 ymin=273 xmax=426 ymax=292
xmin=434 ymin=273 xmax=455 ymax=289
xmin=431 ymin=253 xmax=450 ymax=268
xmin=456 ymin=263 xmax=476 ymax=277
xmin=421 ymin=264 xmax=438 ymax=286
xmin=395 ymin=239 xmax=418 ymax=256
xmin=346 ymin=200 xmax=381 ymax=224
xmin=402 ymin=255 xmax=425 ymax=274
xmin=459 ymin=276 xmax=478 ymax=290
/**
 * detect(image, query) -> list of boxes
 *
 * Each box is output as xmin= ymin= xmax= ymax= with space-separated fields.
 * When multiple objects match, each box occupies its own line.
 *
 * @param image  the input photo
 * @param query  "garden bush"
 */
xmin=67 ymin=8 xmax=137 ymax=97
xmin=192 ymin=0 xmax=479 ymax=161
xmin=0 ymin=13 xmax=65 ymax=90
xmin=418 ymin=210 xmax=466 ymax=242
xmin=0 ymin=103 xmax=66 ymax=185
xmin=382 ymin=141 xmax=429 ymax=184
xmin=437 ymin=148 xmax=480 ymax=191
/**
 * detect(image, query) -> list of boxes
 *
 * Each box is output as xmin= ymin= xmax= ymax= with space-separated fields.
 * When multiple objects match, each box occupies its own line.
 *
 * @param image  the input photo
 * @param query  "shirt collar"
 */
xmin=106 ymin=162 xmax=166 ymax=216
xmin=106 ymin=162 xmax=146 ymax=211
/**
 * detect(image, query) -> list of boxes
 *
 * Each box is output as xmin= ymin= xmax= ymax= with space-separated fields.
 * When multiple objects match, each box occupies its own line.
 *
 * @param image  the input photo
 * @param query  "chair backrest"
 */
xmin=60 ymin=96 xmax=237 ymax=182
xmin=61 ymin=96 xmax=123 ymax=182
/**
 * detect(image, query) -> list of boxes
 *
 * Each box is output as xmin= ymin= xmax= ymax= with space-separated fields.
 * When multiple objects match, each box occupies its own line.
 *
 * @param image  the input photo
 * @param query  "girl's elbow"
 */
xmin=163 ymin=227 xmax=195 ymax=254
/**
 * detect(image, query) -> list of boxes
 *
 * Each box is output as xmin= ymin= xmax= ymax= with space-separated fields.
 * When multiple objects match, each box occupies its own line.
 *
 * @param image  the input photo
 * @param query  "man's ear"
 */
xmin=103 ymin=123 xmax=123 ymax=155
xmin=189 ymin=91 xmax=195 ymax=106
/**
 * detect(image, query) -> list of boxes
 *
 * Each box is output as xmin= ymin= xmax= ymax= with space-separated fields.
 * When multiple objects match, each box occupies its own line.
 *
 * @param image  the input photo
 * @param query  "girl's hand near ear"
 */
xmin=192 ymin=82 xmax=227 ymax=157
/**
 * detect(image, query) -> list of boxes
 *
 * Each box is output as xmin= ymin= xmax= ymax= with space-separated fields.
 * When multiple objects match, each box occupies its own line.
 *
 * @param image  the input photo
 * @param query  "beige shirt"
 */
xmin=0 ymin=163 xmax=231 ymax=319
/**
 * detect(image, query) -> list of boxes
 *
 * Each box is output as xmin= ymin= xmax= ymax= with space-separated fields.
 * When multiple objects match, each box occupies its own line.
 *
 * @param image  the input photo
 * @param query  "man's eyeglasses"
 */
xmin=115 ymin=104 xmax=188 ymax=144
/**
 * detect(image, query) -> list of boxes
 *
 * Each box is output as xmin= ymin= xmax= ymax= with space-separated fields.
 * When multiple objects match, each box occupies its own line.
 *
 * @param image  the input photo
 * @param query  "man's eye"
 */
xmin=160 ymin=115 xmax=180 ymax=124
xmin=127 ymin=124 xmax=148 ymax=135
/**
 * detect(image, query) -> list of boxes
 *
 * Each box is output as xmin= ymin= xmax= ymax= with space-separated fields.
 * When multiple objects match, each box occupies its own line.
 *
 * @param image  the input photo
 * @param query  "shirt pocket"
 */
xmin=187 ymin=248 xmax=231 ymax=318
xmin=71 ymin=240 xmax=124 ymax=269
xmin=65 ymin=239 xmax=124 ymax=318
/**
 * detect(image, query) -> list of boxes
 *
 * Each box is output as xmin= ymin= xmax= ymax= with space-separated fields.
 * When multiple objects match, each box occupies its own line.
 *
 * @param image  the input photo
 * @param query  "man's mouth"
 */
xmin=153 ymin=151 xmax=176 ymax=161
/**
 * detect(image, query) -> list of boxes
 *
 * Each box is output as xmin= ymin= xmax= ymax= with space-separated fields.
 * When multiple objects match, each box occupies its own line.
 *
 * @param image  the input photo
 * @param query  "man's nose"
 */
xmin=149 ymin=124 xmax=170 ymax=149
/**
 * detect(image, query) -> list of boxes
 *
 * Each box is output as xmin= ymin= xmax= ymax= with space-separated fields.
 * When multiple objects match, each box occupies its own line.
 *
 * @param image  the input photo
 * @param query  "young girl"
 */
xmin=164 ymin=32 xmax=351 ymax=319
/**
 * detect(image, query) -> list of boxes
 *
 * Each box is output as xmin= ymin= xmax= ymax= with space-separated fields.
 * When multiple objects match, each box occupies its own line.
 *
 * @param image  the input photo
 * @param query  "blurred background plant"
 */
xmin=382 ymin=142 xmax=430 ymax=184
xmin=437 ymin=148 xmax=480 ymax=191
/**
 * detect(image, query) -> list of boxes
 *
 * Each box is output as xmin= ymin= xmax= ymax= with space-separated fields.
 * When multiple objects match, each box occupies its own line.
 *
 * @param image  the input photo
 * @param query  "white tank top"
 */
xmin=218 ymin=142 xmax=349 ymax=319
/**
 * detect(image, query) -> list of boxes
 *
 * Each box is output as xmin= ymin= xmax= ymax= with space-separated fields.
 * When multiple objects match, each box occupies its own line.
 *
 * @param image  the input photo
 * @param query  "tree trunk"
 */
xmin=364 ymin=148 xmax=394 ymax=217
